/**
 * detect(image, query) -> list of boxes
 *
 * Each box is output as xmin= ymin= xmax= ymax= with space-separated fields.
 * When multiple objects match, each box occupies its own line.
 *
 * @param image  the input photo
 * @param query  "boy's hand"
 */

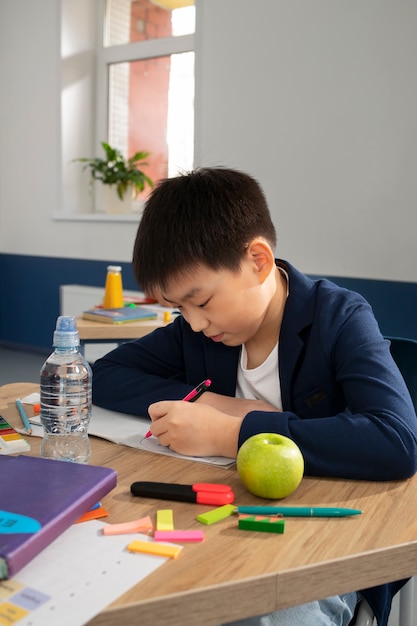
xmin=147 ymin=400 xmax=243 ymax=458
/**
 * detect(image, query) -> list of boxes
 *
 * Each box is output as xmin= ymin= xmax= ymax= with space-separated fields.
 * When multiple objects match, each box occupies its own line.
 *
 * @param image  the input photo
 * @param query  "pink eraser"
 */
xmin=154 ymin=530 xmax=204 ymax=543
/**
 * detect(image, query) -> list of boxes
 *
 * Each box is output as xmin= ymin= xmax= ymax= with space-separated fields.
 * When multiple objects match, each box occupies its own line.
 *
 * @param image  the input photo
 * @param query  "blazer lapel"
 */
xmin=277 ymin=260 xmax=317 ymax=410
xmin=204 ymin=340 xmax=240 ymax=397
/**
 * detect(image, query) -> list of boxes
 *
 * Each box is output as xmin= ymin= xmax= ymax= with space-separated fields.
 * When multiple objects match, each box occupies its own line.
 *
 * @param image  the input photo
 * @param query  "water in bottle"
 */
xmin=40 ymin=316 xmax=92 ymax=463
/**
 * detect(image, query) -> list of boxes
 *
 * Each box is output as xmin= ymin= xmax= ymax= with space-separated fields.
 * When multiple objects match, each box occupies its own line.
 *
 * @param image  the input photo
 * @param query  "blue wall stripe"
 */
xmin=1 ymin=253 xmax=417 ymax=351
xmin=1 ymin=254 xmax=138 ymax=352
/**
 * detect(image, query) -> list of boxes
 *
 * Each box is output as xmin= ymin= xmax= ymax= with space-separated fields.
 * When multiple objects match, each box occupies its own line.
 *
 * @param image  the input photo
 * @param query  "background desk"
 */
xmin=2 ymin=382 xmax=417 ymax=626
xmin=60 ymin=285 xmax=167 ymax=361
xmin=76 ymin=316 xmax=164 ymax=342
xmin=75 ymin=316 xmax=166 ymax=358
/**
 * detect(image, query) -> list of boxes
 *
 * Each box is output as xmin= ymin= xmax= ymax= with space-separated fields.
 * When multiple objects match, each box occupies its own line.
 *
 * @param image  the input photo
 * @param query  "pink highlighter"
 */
xmin=145 ymin=378 xmax=212 ymax=439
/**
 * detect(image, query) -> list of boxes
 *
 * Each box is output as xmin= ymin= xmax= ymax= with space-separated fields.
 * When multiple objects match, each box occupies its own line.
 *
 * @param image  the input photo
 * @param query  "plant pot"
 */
xmin=102 ymin=185 xmax=134 ymax=214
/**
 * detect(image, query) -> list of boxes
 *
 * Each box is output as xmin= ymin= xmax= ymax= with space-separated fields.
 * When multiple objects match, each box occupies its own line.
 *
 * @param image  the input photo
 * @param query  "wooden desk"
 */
xmin=75 ymin=316 xmax=164 ymax=342
xmin=2 ymin=382 xmax=417 ymax=626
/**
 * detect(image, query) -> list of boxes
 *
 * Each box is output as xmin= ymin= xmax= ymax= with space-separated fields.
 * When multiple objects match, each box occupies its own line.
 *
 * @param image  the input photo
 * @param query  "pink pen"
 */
xmin=145 ymin=378 xmax=212 ymax=438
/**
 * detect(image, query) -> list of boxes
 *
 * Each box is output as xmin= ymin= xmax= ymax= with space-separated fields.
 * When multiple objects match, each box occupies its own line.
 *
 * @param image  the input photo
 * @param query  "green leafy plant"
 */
xmin=75 ymin=142 xmax=153 ymax=200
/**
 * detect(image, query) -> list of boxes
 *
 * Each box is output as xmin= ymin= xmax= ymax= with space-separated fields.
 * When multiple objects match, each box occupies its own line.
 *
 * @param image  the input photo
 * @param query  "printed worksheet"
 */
xmin=0 ymin=521 xmax=169 ymax=626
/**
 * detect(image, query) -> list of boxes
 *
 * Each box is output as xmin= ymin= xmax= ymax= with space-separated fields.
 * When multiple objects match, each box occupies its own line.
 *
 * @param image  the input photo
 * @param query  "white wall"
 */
xmin=0 ymin=0 xmax=139 ymax=263
xmin=194 ymin=0 xmax=417 ymax=280
xmin=61 ymin=0 xmax=96 ymax=215
xmin=0 ymin=0 xmax=61 ymax=254
xmin=1 ymin=0 xmax=416 ymax=280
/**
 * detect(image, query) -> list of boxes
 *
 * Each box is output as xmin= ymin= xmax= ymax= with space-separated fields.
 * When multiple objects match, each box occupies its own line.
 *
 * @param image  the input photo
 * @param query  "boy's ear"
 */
xmin=246 ymin=239 xmax=275 ymax=283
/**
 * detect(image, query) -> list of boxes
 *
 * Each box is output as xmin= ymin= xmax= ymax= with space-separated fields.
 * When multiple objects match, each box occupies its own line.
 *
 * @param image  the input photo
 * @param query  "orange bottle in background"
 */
xmin=103 ymin=265 xmax=124 ymax=309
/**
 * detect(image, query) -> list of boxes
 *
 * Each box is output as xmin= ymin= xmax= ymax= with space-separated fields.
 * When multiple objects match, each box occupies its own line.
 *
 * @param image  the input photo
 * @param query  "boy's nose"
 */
xmin=187 ymin=310 xmax=209 ymax=333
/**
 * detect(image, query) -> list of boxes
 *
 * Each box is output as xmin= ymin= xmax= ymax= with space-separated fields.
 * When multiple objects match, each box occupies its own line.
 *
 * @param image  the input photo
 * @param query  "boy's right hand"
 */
xmin=147 ymin=399 xmax=243 ymax=458
xmin=147 ymin=393 xmax=280 ymax=459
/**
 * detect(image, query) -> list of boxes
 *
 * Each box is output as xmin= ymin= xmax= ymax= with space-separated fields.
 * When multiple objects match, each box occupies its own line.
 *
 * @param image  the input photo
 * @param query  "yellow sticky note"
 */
xmin=156 ymin=509 xmax=174 ymax=531
xmin=127 ymin=539 xmax=182 ymax=559
xmin=2 ymin=433 xmax=22 ymax=441
xmin=0 ymin=601 xmax=29 ymax=622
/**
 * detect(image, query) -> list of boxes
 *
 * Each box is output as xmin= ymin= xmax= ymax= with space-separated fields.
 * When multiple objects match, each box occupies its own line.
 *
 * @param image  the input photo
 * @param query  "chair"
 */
xmin=355 ymin=336 xmax=417 ymax=626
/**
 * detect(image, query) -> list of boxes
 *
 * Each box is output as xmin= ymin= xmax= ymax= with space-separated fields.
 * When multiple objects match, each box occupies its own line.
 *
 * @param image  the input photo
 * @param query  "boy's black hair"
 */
xmin=132 ymin=167 xmax=277 ymax=294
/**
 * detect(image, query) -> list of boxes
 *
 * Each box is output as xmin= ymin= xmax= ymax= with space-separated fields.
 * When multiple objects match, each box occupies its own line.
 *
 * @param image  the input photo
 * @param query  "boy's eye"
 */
xmin=198 ymin=298 xmax=211 ymax=308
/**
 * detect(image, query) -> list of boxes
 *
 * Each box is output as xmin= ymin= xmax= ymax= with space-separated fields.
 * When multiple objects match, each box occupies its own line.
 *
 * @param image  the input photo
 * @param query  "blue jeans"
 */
xmin=222 ymin=592 xmax=359 ymax=626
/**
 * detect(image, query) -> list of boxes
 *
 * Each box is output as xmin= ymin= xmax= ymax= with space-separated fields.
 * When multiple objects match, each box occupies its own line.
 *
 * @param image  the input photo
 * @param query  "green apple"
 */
xmin=236 ymin=433 xmax=304 ymax=499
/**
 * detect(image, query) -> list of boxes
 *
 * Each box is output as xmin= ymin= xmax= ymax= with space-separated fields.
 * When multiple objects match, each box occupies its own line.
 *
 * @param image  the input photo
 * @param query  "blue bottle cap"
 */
xmin=53 ymin=316 xmax=80 ymax=348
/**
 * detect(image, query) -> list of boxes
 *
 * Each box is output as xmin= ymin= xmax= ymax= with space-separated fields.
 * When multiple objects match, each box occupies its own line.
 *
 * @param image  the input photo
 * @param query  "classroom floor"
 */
xmin=0 ymin=347 xmax=46 ymax=386
xmin=0 ymin=346 xmax=413 ymax=625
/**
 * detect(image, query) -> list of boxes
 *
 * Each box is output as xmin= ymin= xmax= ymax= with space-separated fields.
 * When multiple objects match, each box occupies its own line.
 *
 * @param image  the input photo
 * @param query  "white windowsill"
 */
xmin=53 ymin=213 xmax=141 ymax=223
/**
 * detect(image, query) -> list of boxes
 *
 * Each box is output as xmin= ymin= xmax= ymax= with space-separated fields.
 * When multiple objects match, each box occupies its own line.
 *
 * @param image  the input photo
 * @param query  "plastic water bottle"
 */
xmin=40 ymin=316 xmax=92 ymax=463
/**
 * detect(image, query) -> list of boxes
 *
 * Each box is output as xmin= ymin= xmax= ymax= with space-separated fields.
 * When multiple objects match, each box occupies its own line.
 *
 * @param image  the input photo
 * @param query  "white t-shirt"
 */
xmin=235 ymin=266 xmax=288 ymax=410
xmin=236 ymin=342 xmax=282 ymax=410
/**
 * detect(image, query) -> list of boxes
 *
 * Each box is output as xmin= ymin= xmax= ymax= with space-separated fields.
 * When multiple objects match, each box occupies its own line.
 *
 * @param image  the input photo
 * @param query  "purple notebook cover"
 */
xmin=0 ymin=455 xmax=117 ymax=579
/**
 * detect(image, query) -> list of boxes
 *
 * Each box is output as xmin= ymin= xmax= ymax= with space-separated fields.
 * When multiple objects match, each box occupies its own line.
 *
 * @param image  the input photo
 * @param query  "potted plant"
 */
xmin=75 ymin=142 xmax=153 ymax=212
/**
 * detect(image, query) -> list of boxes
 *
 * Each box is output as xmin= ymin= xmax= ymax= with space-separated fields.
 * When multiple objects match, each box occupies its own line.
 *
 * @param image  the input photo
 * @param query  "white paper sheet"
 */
xmin=0 ymin=521 xmax=171 ymax=626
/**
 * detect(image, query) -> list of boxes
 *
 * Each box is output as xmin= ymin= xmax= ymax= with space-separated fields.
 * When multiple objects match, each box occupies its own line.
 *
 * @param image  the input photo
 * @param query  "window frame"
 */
xmin=94 ymin=0 xmax=195 ymax=170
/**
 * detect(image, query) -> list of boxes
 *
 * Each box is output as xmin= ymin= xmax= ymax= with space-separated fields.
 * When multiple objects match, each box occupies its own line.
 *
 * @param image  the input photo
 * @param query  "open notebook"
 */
xmin=22 ymin=394 xmax=235 ymax=469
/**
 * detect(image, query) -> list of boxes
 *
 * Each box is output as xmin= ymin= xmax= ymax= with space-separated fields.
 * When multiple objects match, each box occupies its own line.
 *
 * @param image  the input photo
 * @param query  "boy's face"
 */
xmin=157 ymin=255 xmax=275 ymax=347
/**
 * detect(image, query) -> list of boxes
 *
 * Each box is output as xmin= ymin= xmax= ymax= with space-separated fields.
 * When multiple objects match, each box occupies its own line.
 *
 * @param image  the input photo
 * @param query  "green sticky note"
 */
xmin=197 ymin=504 xmax=236 ymax=525
xmin=238 ymin=516 xmax=285 ymax=534
xmin=0 ymin=416 xmax=11 ymax=430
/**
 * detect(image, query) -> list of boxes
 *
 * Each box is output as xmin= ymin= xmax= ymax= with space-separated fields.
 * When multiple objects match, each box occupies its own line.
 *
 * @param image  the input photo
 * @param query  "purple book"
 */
xmin=0 ymin=455 xmax=117 ymax=579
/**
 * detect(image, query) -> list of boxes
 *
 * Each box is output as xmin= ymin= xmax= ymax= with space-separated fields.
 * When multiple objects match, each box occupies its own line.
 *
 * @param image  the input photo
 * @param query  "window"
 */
xmin=97 ymin=0 xmax=195 ymax=207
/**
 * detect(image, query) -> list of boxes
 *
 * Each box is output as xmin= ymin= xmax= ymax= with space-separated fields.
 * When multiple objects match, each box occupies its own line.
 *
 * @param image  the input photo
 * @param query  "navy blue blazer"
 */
xmin=93 ymin=260 xmax=417 ymax=625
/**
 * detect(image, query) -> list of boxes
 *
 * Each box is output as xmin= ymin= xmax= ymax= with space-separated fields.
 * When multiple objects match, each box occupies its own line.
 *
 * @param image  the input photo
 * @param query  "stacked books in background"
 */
xmin=82 ymin=307 xmax=158 ymax=324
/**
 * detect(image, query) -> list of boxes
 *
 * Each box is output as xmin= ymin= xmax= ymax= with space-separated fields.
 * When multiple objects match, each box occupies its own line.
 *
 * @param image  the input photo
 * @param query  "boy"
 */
xmin=93 ymin=167 xmax=417 ymax=626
